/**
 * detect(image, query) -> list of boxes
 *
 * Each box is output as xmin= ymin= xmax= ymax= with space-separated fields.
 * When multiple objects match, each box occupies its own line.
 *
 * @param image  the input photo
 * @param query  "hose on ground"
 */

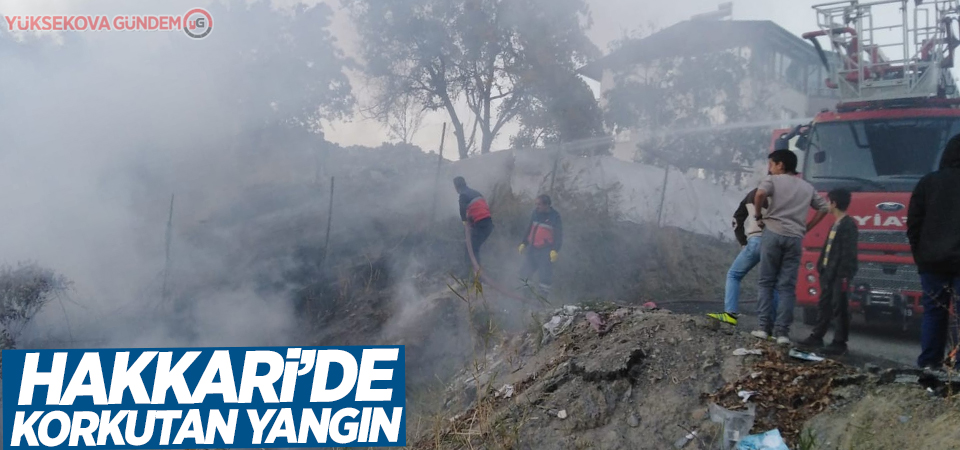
xmin=462 ymin=222 xmax=536 ymax=303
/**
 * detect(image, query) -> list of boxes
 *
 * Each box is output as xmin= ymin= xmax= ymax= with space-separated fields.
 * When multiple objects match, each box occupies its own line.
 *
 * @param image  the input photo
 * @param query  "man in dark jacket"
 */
xmin=707 ymin=188 xmax=779 ymax=326
xmin=518 ymin=194 xmax=562 ymax=298
xmin=798 ymin=188 xmax=858 ymax=355
xmin=907 ymin=134 xmax=960 ymax=370
xmin=455 ymin=176 xmax=494 ymax=278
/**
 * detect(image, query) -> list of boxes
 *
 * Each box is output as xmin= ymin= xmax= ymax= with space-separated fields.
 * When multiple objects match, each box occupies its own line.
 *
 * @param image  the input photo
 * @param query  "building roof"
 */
xmin=580 ymin=20 xmax=824 ymax=81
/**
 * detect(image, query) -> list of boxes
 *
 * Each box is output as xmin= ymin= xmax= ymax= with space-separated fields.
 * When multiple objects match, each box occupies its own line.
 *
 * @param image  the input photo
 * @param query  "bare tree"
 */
xmin=346 ymin=0 xmax=598 ymax=159
xmin=386 ymin=94 xmax=427 ymax=144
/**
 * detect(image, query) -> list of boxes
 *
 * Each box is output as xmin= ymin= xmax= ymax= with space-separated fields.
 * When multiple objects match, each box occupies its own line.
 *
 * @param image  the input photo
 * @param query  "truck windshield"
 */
xmin=802 ymin=118 xmax=960 ymax=192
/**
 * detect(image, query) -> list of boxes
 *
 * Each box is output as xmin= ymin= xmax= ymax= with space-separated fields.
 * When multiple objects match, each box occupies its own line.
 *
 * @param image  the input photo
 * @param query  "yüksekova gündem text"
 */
xmin=3 ymin=347 xmax=406 ymax=448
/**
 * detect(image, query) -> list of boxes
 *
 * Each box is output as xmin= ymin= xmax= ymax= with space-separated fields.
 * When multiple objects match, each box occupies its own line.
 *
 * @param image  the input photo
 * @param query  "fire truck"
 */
xmin=774 ymin=0 xmax=960 ymax=332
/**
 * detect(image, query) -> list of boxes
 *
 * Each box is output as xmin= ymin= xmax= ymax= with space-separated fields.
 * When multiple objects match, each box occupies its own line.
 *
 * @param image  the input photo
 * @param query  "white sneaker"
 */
xmin=776 ymin=336 xmax=791 ymax=346
xmin=751 ymin=330 xmax=769 ymax=340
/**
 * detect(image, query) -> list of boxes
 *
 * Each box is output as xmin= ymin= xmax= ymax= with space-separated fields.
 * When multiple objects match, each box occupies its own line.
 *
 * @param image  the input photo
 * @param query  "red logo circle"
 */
xmin=183 ymin=8 xmax=212 ymax=39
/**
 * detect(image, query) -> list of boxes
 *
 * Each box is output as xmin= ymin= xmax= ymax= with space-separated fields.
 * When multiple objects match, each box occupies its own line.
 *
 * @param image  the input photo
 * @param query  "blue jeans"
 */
xmin=757 ymin=229 xmax=802 ymax=336
xmin=918 ymin=273 xmax=960 ymax=369
xmin=725 ymin=236 xmax=779 ymax=314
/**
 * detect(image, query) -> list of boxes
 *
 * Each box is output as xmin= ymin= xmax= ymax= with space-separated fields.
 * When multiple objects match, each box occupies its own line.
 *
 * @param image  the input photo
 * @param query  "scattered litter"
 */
xmin=899 ymin=415 xmax=911 ymax=423
xmin=733 ymin=348 xmax=763 ymax=356
xmin=584 ymin=311 xmax=605 ymax=333
xmin=735 ymin=429 xmax=789 ymax=450
xmin=895 ymin=374 xmax=920 ymax=384
xmin=497 ymin=384 xmax=514 ymax=399
xmin=642 ymin=301 xmax=658 ymax=309
xmin=737 ymin=390 xmax=756 ymax=403
xmin=710 ymin=347 xmax=855 ymax=444
xmin=556 ymin=410 xmax=567 ymax=420
xmin=562 ymin=305 xmax=581 ymax=315
xmin=627 ymin=413 xmax=640 ymax=428
xmin=789 ymin=348 xmax=825 ymax=362
xmin=709 ymin=403 xmax=756 ymax=450
xmin=543 ymin=315 xmax=574 ymax=337
xmin=673 ymin=429 xmax=698 ymax=448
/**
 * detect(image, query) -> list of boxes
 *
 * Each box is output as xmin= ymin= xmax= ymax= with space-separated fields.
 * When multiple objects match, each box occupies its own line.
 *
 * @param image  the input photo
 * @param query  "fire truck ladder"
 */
xmin=804 ymin=0 xmax=960 ymax=103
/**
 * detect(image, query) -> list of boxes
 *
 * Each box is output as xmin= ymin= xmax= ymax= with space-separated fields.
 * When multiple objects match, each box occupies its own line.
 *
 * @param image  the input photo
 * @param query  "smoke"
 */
xmin=0 ymin=0 xmax=765 ymax=358
xmin=0 ymin=0 xmax=368 ymax=349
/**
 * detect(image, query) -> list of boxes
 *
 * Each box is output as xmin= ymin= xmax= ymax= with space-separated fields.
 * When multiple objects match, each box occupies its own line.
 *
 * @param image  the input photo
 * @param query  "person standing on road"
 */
xmin=454 ymin=176 xmax=494 ymax=279
xmin=798 ymin=188 xmax=859 ymax=356
xmin=907 ymin=134 xmax=960 ymax=371
xmin=707 ymin=188 xmax=779 ymax=326
xmin=518 ymin=194 xmax=562 ymax=299
xmin=752 ymin=150 xmax=830 ymax=345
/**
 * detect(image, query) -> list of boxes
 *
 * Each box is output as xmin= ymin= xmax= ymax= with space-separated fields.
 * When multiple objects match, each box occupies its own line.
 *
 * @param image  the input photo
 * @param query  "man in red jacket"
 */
xmin=455 ymin=176 xmax=494 ymax=279
xmin=518 ymin=194 xmax=562 ymax=299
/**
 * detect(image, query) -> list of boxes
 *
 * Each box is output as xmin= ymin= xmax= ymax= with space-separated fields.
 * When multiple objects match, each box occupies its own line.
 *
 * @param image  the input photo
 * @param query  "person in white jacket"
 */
xmin=707 ymin=188 xmax=779 ymax=326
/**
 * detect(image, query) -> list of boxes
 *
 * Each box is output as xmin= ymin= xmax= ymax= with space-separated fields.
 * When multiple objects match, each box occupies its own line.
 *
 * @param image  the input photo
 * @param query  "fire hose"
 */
xmin=461 ymin=221 xmax=538 ymax=303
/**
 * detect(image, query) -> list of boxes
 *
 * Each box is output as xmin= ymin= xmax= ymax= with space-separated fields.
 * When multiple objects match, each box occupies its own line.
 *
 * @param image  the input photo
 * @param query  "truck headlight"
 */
xmin=809 ymin=288 xmax=817 ymax=296
xmin=807 ymin=275 xmax=816 ymax=283
xmin=806 ymin=262 xmax=815 ymax=270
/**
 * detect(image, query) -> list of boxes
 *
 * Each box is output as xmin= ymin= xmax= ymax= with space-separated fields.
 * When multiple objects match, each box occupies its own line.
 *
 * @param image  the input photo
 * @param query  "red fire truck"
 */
xmin=775 ymin=0 xmax=960 ymax=331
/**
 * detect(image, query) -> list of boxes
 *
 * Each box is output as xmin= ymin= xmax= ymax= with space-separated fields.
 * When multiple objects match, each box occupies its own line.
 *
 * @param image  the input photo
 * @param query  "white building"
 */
xmin=580 ymin=18 xmax=839 ymax=164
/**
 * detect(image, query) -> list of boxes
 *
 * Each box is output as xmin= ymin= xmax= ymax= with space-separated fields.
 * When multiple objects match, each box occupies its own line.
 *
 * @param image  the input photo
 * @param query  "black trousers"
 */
xmin=518 ymin=247 xmax=553 ymax=287
xmin=464 ymin=218 xmax=494 ymax=276
xmin=811 ymin=276 xmax=850 ymax=344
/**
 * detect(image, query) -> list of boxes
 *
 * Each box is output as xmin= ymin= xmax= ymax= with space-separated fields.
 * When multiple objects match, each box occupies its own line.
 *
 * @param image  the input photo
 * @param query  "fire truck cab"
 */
xmin=774 ymin=0 xmax=960 ymax=331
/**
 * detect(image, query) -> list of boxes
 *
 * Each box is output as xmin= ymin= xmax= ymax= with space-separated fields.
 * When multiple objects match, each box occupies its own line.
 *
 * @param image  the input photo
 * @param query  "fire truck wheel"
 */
xmin=801 ymin=307 xmax=818 ymax=326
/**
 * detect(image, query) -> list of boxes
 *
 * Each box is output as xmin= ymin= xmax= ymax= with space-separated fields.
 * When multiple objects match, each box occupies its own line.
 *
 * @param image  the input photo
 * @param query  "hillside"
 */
xmin=407 ymin=302 xmax=960 ymax=450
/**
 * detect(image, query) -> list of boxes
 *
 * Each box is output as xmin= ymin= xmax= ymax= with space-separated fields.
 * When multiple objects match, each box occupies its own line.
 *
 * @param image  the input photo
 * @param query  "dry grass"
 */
xmin=0 ymin=261 xmax=71 ymax=349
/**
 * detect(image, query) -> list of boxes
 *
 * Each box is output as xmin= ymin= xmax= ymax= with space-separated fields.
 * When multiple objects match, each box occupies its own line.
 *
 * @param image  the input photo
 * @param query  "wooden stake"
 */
xmin=162 ymin=193 xmax=174 ymax=301
xmin=549 ymin=143 xmax=564 ymax=195
xmin=657 ymin=165 xmax=669 ymax=228
xmin=430 ymin=123 xmax=448 ymax=223
xmin=320 ymin=177 xmax=335 ymax=271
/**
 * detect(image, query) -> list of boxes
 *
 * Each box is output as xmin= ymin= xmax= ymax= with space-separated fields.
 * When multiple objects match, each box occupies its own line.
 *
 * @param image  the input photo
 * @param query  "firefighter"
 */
xmin=454 ymin=176 xmax=494 ymax=278
xmin=518 ymin=194 xmax=562 ymax=298
xmin=907 ymin=134 xmax=960 ymax=372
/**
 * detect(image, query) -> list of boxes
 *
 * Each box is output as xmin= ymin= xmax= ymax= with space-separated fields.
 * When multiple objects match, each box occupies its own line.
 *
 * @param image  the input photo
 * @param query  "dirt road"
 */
xmin=663 ymin=299 xmax=922 ymax=369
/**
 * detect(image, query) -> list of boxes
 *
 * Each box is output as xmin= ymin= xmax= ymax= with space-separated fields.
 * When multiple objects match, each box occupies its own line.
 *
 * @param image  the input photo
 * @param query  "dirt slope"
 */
xmin=412 ymin=305 xmax=763 ymax=449
xmin=805 ymin=384 xmax=960 ymax=450
xmin=409 ymin=304 xmax=960 ymax=450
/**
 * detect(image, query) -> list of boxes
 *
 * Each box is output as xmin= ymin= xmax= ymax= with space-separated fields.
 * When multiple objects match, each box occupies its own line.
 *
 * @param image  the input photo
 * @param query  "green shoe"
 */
xmin=707 ymin=312 xmax=738 ymax=326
